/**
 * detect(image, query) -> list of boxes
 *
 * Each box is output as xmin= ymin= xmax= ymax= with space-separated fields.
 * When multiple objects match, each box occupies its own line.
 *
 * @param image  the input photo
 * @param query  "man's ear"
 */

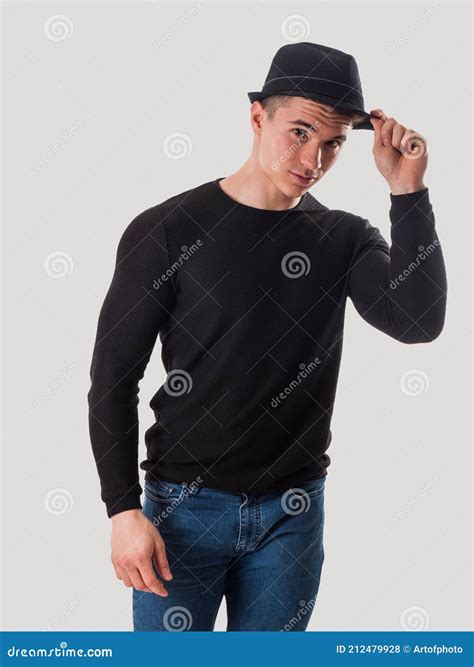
xmin=250 ymin=101 xmax=265 ymax=135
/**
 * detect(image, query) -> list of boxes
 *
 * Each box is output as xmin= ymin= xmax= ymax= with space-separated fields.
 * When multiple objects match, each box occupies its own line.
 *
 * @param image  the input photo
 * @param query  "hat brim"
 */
xmin=247 ymin=90 xmax=373 ymax=131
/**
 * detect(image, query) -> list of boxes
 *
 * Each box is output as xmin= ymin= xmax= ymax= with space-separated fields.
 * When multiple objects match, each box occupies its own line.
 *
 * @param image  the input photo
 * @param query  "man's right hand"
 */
xmin=111 ymin=509 xmax=173 ymax=596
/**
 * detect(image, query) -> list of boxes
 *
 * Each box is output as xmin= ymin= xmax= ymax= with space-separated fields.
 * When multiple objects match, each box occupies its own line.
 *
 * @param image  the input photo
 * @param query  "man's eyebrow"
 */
xmin=287 ymin=119 xmax=348 ymax=141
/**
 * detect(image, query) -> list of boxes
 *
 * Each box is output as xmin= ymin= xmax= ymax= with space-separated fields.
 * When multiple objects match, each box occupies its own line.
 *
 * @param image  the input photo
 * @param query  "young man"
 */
xmin=87 ymin=42 xmax=447 ymax=631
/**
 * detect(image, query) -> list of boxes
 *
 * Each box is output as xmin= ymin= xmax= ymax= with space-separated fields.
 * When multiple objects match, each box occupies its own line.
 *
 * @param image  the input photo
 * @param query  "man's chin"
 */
xmin=269 ymin=172 xmax=317 ymax=200
xmin=287 ymin=179 xmax=314 ymax=194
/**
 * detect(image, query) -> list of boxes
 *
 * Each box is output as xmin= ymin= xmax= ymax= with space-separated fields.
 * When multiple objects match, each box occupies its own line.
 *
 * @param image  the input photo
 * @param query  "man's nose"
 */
xmin=300 ymin=143 xmax=323 ymax=173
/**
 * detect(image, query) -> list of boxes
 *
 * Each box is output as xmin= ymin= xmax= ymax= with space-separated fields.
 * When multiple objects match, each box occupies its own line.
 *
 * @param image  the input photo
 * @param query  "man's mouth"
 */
xmin=289 ymin=171 xmax=315 ymax=186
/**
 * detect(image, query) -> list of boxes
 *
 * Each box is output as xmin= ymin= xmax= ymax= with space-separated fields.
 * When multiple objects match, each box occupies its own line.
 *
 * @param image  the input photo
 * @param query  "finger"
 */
xmin=138 ymin=557 xmax=170 ymax=597
xmin=112 ymin=557 xmax=130 ymax=585
xmin=391 ymin=123 xmax=407 ymax=152
xmin=127 ymin=565 xmax=156 ymax=594
xmin=116 ymin=565 xmax=133 ymax=588
xmin=370 ymin=115 xmax=384 ymax=147
xmin=370 ymin=108 xmax=387 ymax=122
xmin=153 ymin=538 xmax=173 ymax=582
xmin=380 ymin=117 xmax=397 ymax=146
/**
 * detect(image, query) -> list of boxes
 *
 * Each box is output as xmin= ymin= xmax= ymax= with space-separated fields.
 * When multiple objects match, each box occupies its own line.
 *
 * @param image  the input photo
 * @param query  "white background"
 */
xmin=3 ymin=1 xmax=471 ymax=631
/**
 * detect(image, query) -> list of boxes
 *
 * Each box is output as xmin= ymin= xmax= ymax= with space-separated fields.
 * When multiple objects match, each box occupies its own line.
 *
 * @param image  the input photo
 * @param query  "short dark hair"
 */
xmin=259 ymin=94 xmax=366 ymax=126
xmin=260 ymin=95 xmax=292 ymax=119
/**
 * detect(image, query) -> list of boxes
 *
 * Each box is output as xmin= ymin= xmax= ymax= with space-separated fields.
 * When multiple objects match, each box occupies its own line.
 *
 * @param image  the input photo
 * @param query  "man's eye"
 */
xmin=327 ymin=140 xmax=342 ymax=148
xmin=292 ymin=128 xmax=308 ymax=142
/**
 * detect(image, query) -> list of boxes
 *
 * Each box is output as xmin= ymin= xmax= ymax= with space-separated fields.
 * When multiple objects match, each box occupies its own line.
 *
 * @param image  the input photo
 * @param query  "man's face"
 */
xmin=253 ymin=96 xmax=353 ymax=196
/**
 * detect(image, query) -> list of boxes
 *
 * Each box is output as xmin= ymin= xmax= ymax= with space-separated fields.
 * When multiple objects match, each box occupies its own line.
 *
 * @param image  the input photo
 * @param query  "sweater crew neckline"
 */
xmin=213 ymin=177 xmax=311 ymax=216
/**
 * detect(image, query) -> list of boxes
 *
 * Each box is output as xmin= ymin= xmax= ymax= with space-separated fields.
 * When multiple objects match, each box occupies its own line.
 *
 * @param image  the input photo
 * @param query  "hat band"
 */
xmin=261 ymin=75 xmax=364 ymax=107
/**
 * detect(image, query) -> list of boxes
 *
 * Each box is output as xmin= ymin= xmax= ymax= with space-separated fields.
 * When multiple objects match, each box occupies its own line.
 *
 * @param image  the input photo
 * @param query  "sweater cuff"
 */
xmin=389 ymin=187 xmax=432 ymax=218
xmin=106 ymin=493 xmax=142 ymax=519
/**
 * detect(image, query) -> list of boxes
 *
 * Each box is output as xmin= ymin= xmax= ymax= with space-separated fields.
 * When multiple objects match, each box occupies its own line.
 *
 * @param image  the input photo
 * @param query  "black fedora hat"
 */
xmin=247 ymin=42 xmax=374 ymax=131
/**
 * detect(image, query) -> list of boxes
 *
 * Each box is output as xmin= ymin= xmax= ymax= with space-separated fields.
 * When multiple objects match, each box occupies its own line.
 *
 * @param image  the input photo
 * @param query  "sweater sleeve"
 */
xmin=87 ymin=207 xmax=177 ymax=518
xmin=347 ymin=187 xmax=447 ymax=343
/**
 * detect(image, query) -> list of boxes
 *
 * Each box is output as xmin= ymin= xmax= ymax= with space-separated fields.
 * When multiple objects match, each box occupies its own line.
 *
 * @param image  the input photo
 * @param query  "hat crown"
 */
xmin=265 ymin=42 xmax=361 ymax=93
xmin=247 ymin=41 xmax=372 ymax=130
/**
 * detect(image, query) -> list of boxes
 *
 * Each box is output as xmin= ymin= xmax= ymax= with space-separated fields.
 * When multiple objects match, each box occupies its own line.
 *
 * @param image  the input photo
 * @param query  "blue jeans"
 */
xmin=132 ymin=474 xmax=326 ymax=631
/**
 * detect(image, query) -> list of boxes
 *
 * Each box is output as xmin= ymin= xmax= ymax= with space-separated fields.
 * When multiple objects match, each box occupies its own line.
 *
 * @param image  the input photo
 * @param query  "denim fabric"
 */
xmin=133 ymin=475 xmax=326 ymax=631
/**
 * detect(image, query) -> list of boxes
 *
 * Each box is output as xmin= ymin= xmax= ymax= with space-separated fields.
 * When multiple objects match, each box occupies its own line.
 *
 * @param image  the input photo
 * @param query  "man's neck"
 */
xmin=219 ymin=161 xmax=303 ymax=211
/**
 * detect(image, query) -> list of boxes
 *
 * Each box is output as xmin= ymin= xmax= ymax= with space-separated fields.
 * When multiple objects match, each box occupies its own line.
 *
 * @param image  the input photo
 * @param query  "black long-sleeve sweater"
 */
xmin=87 ymin=177 xmax=447 ymax=518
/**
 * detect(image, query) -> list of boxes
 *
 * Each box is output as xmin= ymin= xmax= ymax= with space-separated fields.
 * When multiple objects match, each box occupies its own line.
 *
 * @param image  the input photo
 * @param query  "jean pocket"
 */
xmin=144 ymin=477 xmax=185 ymax=503
xmin=292 ymin=476 xmax=326 ymax=498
